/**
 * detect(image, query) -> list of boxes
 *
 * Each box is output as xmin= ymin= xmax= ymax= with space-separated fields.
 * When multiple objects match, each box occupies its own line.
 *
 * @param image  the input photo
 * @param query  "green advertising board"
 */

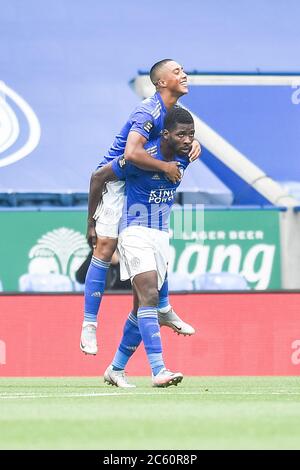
xmin=0 ymin=210 xmax=90 ymax=292
xmin=170 ymin=208 xmax=281 ymax=290
xmin=0 ymin=208 xmax=281 ymax=291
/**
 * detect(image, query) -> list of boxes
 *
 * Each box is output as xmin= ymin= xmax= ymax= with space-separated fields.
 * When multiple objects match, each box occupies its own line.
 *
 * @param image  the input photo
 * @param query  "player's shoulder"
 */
xmin=132 ymin=92 xmax=163 ymax=118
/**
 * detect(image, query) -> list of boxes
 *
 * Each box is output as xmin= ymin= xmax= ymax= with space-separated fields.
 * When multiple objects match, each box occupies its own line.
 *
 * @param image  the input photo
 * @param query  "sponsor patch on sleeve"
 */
xmin=118 ymin=156 xmax=126 ymax=169
xmin=143 ymin=120 xmax=154 ymax=133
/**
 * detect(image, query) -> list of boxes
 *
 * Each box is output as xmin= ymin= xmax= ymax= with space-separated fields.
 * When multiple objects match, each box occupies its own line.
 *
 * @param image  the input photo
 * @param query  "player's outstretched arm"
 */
xmin=189 ymin=139 xmax=202 ymax=162
xmin=86 ymin=163 xmax=117 ymax=248
xmin=125 ymin=131 xmax=181 ymax=183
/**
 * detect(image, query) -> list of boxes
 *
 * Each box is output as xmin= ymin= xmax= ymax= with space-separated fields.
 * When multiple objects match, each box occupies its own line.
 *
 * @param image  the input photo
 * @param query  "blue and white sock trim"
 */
xmin=128 ymin=312 xmax=138 ymax=326
xmin=137 ymin=307 xmax=157 ymax=319
xmin=91 ymin=256 xmax=111 ymax=269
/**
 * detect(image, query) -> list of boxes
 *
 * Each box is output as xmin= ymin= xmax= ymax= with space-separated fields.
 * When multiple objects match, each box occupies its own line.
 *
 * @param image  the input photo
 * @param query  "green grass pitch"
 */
xmin=0 ymin=376 xmax=300 ymax=450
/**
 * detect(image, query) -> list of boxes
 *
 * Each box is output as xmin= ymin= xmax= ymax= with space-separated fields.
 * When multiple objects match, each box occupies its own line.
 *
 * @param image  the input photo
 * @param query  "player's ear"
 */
xmin=162 ymin=129 xmax=169 ymax=139
xmin=158 ymin=79 xmax=167 ymax=88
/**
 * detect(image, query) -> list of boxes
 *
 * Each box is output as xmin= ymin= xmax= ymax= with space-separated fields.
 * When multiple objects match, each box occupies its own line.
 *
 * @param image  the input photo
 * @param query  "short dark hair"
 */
xmin=150 ymin=59 xmax=173 ymax=86
xmin=164 ymin=106 xmax=194 ymax=131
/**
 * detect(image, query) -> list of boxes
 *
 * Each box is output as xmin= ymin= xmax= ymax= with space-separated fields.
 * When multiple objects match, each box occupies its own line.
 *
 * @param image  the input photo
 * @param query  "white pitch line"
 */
xmin=0 ymin=391 xmax=202 ymax=399
xmin=0 ymin=390 xmax=300 ymax=400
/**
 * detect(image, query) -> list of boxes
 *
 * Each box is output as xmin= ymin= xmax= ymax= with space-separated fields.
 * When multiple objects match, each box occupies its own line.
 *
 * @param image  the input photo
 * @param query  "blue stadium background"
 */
xmin=1 ymin=0 xmax=300 ymax=197
xmin=1 ymin=0 xmax=300 ymax=293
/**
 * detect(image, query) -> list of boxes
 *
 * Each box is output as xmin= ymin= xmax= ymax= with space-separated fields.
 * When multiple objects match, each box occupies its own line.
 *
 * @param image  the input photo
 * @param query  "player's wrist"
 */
xmin=159 ymin=161 xmax=169 ymax=172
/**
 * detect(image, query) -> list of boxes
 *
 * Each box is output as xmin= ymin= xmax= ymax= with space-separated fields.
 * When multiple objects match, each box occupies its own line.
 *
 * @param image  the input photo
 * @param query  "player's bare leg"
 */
xmin=93 ymin=236 xmax=118 ymax=262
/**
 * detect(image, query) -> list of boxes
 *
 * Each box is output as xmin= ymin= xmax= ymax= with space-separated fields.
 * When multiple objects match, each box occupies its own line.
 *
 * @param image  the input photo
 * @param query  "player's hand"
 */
xmin=164 ymin=161 xmax=181 ymax=183
xmin=189 ymin=139 xmax=202 ymax=162
xmin=87 ymin=220 xmax=97 ymax=250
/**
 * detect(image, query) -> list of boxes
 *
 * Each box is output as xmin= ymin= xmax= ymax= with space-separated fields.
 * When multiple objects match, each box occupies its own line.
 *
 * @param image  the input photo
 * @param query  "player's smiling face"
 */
xmin=166 ymin=123 xmax=195 ymax=156
xmin=159 ymin=61 xmax=188 ymax=96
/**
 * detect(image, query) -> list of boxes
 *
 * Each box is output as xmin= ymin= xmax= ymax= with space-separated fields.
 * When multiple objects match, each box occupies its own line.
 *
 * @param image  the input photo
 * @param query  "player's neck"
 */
xmin=159 ymin=89 xmax=181 ymax=110
xmin=160 ymin=140 xmax=175 ymax=161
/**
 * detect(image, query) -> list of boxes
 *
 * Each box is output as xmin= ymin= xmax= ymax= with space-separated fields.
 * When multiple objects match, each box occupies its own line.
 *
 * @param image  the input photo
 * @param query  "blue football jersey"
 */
xmin=97 ymin=92 xmax=167 ymax=168
xmin=111 ymin=138 xmax=189 ymax=232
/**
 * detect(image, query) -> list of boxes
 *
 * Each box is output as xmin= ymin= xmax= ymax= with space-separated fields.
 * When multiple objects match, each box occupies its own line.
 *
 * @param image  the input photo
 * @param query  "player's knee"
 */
xmin=94 ymin=237 xmax=117 ymax=261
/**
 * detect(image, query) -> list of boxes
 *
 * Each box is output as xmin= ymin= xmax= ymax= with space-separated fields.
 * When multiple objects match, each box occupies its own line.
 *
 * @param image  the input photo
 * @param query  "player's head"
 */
xmin=163 ymin=107 xmax=194 ymax=156
xmin=150 ymin=59 xmax=188 ymax=96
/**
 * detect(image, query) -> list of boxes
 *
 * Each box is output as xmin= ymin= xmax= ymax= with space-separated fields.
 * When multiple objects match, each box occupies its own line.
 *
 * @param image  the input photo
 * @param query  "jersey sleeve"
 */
xmin=111 ymin=156 xmax=127 ymax=180
xmin=177 ymin=158 xmax=190 ymax=180
xmin=130 ymin=111 xmax=155 ymax=140
xmin=111 ymin=156 xmax=139 ymax=180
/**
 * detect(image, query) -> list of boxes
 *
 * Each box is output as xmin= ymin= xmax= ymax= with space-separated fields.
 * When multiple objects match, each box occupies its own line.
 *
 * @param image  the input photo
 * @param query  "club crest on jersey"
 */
xmin=143 ymin=120 xmax=153 ymax=133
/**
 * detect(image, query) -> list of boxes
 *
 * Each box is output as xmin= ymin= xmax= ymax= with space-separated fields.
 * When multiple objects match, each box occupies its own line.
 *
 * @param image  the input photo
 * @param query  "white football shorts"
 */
xmin=94 ymin=180 xmax=125 ymax=238
xmin=118 ymin=225 xmax=169 ymax=290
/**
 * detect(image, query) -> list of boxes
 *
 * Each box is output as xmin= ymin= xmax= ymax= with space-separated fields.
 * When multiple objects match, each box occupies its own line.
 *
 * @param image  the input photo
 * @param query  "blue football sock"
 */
xmin=112 ymin=312 xmax=142 ymax=370
xmin=83 ymin=256 xmax=110 ymax=323
xmin=158 ymin=276 xmax=170 ymax=310
xmin=137 ymin=306 xmax=165 ymax=376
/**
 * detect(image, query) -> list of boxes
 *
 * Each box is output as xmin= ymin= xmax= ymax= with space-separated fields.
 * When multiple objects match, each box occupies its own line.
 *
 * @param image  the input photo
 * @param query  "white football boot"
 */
xmin=80 ymin=323 xmax=98 ymax=355
xmin=158 ymin=308 xmax=195 ymax=336
xmin=152 ymin=368 xmax=183 ymax=388
xmin=104 ymin=365 xmax=136 ymax=388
